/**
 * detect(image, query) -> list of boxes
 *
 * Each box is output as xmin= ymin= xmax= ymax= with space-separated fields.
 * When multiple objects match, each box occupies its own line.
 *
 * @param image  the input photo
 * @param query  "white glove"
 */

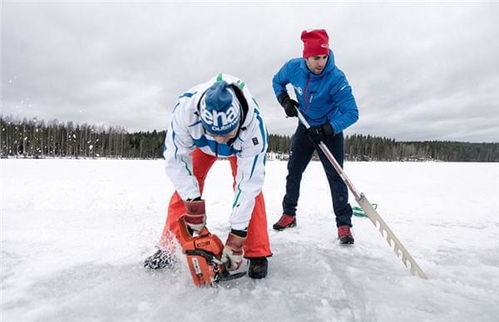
xmin=221 ymin=233 xmax=246 ymax=271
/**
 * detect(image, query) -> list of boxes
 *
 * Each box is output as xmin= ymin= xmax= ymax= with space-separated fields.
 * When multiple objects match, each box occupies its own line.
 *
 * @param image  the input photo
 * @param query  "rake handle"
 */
xmin=294 ymin=109 xmax=427 ymax=279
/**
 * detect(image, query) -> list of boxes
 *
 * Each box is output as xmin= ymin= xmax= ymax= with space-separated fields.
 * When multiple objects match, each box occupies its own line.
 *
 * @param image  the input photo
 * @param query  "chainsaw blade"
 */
xmin=215 ymin=270 xmax=247 ymax=284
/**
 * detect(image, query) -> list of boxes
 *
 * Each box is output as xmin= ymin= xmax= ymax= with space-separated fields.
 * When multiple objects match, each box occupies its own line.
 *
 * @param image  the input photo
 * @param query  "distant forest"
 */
xmin=1 ymin=116 xmax=498 ymax=162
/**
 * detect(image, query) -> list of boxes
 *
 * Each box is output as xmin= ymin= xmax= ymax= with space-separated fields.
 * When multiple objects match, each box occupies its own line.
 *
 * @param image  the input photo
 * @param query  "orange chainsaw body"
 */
xmin=177 ymin=216 xmax=225 ymax=287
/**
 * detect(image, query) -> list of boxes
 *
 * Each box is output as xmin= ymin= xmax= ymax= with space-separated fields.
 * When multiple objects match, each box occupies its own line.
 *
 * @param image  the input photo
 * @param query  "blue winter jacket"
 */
xmin=272 ymin=50 xmax=359 ymax=132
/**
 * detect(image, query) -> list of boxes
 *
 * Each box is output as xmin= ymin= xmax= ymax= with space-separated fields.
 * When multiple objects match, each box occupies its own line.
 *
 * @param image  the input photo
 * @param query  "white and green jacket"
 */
xmin=163 ymin=74 xmax=268 ymax=230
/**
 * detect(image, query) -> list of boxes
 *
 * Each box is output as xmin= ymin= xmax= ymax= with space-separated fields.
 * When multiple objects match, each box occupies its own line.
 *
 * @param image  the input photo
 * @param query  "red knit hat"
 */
xmin=301 ymin=29 xmax=329 ymax=58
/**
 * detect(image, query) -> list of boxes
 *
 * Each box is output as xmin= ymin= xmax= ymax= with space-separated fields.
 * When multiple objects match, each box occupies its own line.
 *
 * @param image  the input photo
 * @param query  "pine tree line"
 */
xmin=1 ymin=116 xmax=498 ymax=161
xmin=345 ymin=134 xmax=499 ymax=162
xmin=270 ymin=133 xmax=499 ymax=162
xmin=0 ymin=116 xmax=164 ymax=159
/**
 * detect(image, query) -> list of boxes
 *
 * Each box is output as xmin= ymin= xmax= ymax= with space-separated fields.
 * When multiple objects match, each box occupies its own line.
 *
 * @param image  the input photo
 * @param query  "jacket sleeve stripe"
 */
xmin=188 ymin=120 xmax=202 ymax=127
xmin=255 ymin=110 xmax=268 ymax=153
xmin=232 ymin=176 xmax=244 ymax=208
xmin=178 ymin=91 xmax=196 ymax=99
xmin=249 ymin=154 xmax=259 ymax=179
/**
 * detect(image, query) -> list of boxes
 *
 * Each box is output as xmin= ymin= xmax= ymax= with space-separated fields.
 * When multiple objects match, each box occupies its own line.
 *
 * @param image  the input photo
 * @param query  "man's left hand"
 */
xmin=307 ymin=122 xmax=334 ymax=145
xmin=221 ymin=231 xmax=246 ymax=271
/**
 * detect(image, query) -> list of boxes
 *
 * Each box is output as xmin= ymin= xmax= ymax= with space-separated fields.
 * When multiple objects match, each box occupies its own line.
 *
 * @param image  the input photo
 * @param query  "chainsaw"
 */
xmin=177 ymin=216 xmax=246 ymax=287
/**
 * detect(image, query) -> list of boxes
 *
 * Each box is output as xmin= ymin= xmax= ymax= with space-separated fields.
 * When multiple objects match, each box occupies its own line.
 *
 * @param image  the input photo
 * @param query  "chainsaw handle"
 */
xmin=178 ymin=215 xmax=210 ymax=245
xmin=198 ymin=227 xmax=210 ymax=236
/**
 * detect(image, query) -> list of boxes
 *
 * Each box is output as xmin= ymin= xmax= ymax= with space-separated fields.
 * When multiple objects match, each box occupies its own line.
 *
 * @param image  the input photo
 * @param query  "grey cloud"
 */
xmin=2 ymin=2 xmax=498 ymax=142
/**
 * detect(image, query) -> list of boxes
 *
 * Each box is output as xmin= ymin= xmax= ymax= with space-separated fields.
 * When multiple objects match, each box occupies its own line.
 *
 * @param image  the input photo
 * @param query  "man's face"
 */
xmin=208 ymin=127 xmax=238 ymax=144
xmin=305 ymin=55 xmax=328 ymax=74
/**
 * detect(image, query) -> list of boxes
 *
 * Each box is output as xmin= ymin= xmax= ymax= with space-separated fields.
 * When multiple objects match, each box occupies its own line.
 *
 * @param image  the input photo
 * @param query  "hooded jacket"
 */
xmin=272 ymin=49 xmax=359 ymax=132
xmin=163 ymin=74 xmax=268 ymax=230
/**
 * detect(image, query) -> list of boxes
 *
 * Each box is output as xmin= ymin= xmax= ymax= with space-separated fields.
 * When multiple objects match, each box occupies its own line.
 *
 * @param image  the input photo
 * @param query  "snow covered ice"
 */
xmin=1 ymin=159 xmax=499 ymax=322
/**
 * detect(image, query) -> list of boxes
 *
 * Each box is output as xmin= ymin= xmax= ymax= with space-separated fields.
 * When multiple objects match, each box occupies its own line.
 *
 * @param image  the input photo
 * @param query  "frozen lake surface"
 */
xmin=2 ymin=159 xmax=499 ymax=321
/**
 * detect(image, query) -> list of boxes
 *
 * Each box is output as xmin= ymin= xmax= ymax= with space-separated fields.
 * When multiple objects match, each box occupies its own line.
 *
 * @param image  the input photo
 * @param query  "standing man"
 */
xmin=144 ymin=74 xmax=271 ymax=279
xmin=272 ymin=29 xmax=359 ymax=244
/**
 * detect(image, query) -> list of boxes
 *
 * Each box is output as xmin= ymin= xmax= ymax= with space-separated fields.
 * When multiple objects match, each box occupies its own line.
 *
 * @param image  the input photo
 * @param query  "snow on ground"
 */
xmin=1 ymin=159 xmax=499 ymax=322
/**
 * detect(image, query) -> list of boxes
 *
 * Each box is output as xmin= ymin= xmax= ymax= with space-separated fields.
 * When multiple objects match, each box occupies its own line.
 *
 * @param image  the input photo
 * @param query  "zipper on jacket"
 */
xmin=303 ymin=74 xmax=313 ymax=114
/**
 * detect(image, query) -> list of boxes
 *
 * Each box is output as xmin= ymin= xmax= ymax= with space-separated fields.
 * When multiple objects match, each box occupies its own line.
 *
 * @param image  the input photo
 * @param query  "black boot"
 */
xmin=248 ymin=257 xmax=268 ymax=279
xmin=144 ymin=249 xmax=174 ymax=269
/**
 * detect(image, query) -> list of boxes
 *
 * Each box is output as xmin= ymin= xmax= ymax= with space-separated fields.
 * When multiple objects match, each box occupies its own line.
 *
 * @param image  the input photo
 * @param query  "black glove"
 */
xmin=307 ymin=122 xmax=334 ymax=145
xmin=277 ymin=92 xmax=298 ymax=117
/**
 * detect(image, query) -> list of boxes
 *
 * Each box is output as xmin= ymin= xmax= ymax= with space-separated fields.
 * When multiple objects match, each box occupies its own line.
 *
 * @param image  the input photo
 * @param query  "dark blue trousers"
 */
xmin=282 ymin=123 xmax=353 ymax=227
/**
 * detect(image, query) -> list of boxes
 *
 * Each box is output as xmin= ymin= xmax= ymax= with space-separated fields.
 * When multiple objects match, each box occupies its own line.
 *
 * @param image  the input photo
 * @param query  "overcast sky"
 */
xmin=2 ymin=1 xmax=499 ymax=142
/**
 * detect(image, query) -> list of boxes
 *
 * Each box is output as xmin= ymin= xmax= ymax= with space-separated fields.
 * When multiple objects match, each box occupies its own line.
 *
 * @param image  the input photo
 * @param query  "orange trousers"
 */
xmin=159 ymin=149 xmax=272 ymax=258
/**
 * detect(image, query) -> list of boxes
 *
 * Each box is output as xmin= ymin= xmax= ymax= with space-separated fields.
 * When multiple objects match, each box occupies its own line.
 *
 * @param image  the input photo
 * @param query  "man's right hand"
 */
xmin=184 ymin=198 xmax=206 ymax=233
xmin=277 ymin=93 xmax=298 ymax=118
